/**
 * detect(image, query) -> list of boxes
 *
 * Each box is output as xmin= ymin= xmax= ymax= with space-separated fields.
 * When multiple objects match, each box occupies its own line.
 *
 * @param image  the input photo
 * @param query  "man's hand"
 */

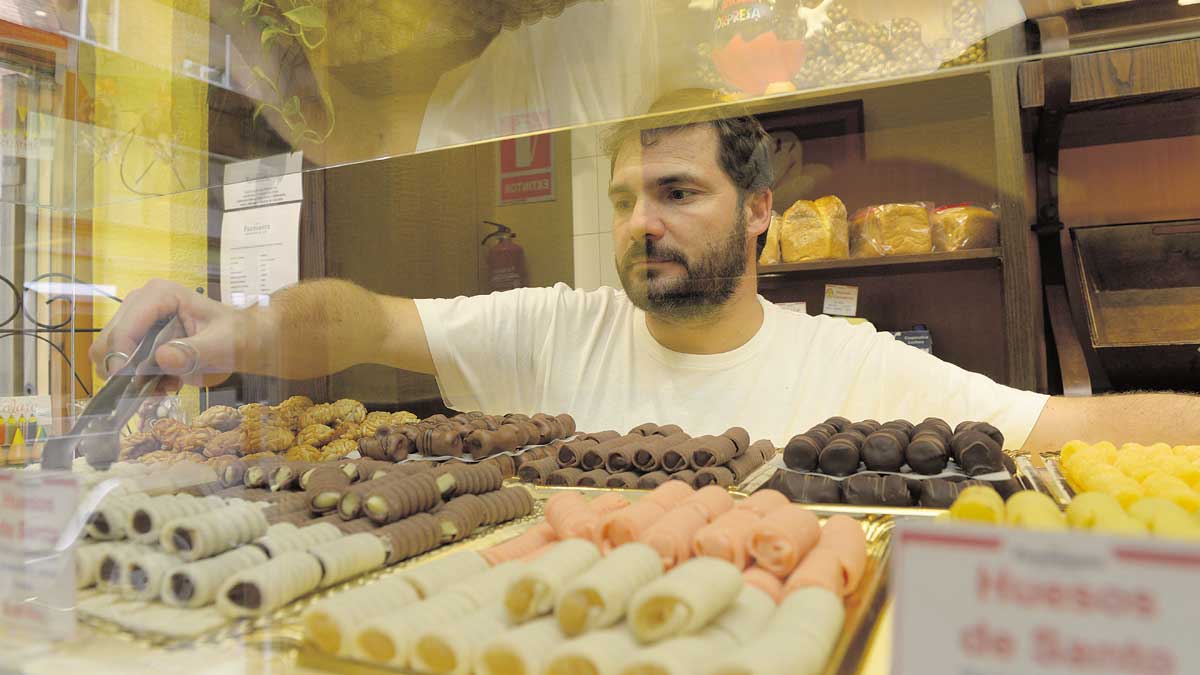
xmin=1024 ymin=392 xmax=1200 ymax=451
xmin=89 ymin=280 xmax=247 ymax=390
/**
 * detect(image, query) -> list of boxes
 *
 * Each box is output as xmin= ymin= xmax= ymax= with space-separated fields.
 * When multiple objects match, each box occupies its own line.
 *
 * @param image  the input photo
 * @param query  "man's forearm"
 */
xmin=1024 ymin=392 xmax=1200 ymax=451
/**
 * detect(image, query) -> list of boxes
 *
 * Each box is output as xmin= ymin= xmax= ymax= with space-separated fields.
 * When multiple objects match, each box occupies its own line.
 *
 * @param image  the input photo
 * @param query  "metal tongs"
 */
xmin=42 ymin=316 xmax=188 ymax=471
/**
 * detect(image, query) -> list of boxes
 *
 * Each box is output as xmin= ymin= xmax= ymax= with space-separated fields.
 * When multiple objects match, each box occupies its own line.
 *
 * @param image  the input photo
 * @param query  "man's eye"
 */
xmin=667 ymin=189 xmax=692 ymax=201
xmin=613 ymin=199 xmax=633 ymax=212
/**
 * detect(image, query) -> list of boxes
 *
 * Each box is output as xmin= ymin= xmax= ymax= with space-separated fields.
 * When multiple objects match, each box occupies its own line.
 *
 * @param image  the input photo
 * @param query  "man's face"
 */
xmin=608 ymin=125 xmax=748 ymax=321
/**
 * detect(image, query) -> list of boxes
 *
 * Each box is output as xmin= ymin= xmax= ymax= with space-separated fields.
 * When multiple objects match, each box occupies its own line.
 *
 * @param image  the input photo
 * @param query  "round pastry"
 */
xmin=880 ymin=419 xmax=915 ymax=438
xmin=818 ymin=439 xmax=860 ymax=477
xmin=783 ymin=434 xmax=822 ymax=471
xmin=822 ymin=417 xmax=852 ymax=433
xmin=905 ymin=433 xmax=949 ymax=475
xmin=861 ymin=431 xmax=905 ymax=472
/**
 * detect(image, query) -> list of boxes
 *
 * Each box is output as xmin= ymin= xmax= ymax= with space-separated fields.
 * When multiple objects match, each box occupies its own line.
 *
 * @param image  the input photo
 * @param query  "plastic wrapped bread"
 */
xmin=357 ymin=592 xmax=480 ymax=666
xmin=931 ymin=204 xmax=999 ymax=251
xmin=545 ymin=626 xmax=639 ymax=675
xmin=396 ymin=550 xmax=490 ymax=599
xmin=161 ymin=501 xmax=268 ymax=560
xmin=215 ymin=550 xmax=323 ymax=618
xmin=163 ymin=546 xmax=269 ymax=608
xmin=780 ymin=195 xmax=849 ymax=262
xmin=504 ymin=538 xmax=601 ymax=622
xmin=850 ymin=202 xmax=933 ymax=257
xmin=409 ymin=604 xmax=510 ymax=675
xmin=709 ymin=586 xmax=846 ymax=675
xmin=475 ymin=616 xmax=563 ymax=675
xmin=757 ymin=212 xmax=783 ymax=265
xmin=627 ymin=557 xmax=743 ymax=643
xmin=303 ymin=575 xmax=421 ymax=656
xmin=309 ymin=532 xmax=388 ymax=588
xmin=87 ymin=493 xmax=151 ymax=540
xmin=556 ymin=542 xmax=663 ymax=636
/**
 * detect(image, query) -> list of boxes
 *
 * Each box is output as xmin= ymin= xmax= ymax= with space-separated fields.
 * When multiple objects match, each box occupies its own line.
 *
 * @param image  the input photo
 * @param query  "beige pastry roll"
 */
xmin=705 ymin=586 xmax=776 ymax=645
xmin=709 ymin=586 xmax=845 ymax=675
xmin=410 ymin=604 xmax=510 ymax=675
xmin=556 ymin=542 xmax=664 ymax=636
xmin=76 ymin=542 xmax=116 ymax=588
xmin=96 ymin=543 xmax=155 ymax=592
xmin=303 ymin=575 xmax=421 ymax=656
xmin=475 ymin=616 xmax=564 ymax=675
xmin=215 ymin=550 xmax=323 ymax=618
xmin=122 ymin=549 xmax=182 ymax=601
xmin=505 ymin=539 xmax=601 ymax=623
xmin=443 ymin=560 xmax=528 ymax=610
xmin=396 ymin=550 xmax=490 ymax=599
xmin=357 ymin=591 xmax=480 ymax=666
xmin=163 ymin=545 xmax=269 ymax=608
xmin=255 ymin=521 xmax=342 ymax=557
xmin=309 ymin=532 xmax=388 ymax=588
xmin=545 ymin=626 xmax=639 ymax=675
xmin=627 ymin=557 xmax=743 ymax=643
xmin=161 ymin=501 xmax=269 ymax=560
xmin=127 ymin=494 xmax=226 ymax=544
xmin=618 ymin=631 xmax=737 ymax=675
xmin=87 ymin=493 xmax=151 ymax=540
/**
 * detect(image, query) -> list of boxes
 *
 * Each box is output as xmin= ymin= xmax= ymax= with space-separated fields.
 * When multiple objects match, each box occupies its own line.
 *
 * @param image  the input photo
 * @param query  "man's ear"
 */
xmin=745 ymin=188 xmax=773 ymax=238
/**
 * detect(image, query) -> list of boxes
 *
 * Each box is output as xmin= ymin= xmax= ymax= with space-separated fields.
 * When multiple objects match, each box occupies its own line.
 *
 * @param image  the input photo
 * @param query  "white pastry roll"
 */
xmin=627 ymin=557 xmax=743 ymax=644
xmin=215 ymin=550 xmax=323 ymax=618
xmin=556 ymin=542 xmax=663 ymax=636
xmin=96 ymin=544 xmax=155 ymax=592
xmin=705 ymin=586 xmax=776 ymax=645
xmin=255 ymin=522 xmax=341 ymax=558
xmin=619 ymin=631 xmax=737 ymax=675
xmin=127 ymin=494 xmax=224 ymax=544
xmin=161 ymin=501 xmax=269 ymax=560
xmin=545 ymin=626 xmax=639 ymax=675
xmin=409 ymin=604 xmax=509 ymax=675
xmin=309 ymin=532 xmax=388 ymax=588
xmin=76 ymin=542 xmax=116 ymax=588
xmin=121 ymin=549 xmax=181 ymax=601
xmin=442 ymin=560 xmax=528 ymax=610
xmin=709 ymin=587 xmax=846 ymax=675
xmin=86 ymin=493 xmax=150 ymax=540
xmin=356 ymin=591 xmax=479 ymax=666
xmin=395 ymin=550 xmax=489 ymax=599
xmin=475 ymin=616 xmax=564 ymax=675
xmin=505 ymin=539 xmax=601 ymax=622
xmin=163 ymin=545 xmax=270 ymax=608
xmin=304 ymin=575 xmax=421 ymax=656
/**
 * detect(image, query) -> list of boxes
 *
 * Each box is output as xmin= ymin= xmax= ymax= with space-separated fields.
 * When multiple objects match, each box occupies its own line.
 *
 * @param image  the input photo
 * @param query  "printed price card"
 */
xmin=822 ymin=284 xmax=858 ymax=316
xmin=893 ymin=520 xmax=1198 ymax=675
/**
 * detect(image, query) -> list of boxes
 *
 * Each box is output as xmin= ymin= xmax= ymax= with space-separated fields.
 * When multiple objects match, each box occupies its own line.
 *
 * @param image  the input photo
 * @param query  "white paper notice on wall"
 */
xmin=220 ymin=202 xmax=301 ymax=308
xmin=223 ymin=151 xmax=303 ymax=209
xmin=822 ymin=284 xmax=858 ymax=316
xmin=778 ymin=302 xmax=808 ymax=315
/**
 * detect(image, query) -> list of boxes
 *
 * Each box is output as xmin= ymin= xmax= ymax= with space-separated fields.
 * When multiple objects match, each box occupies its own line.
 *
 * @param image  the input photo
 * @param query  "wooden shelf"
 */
xmin=757 ymin=248 xmax=1003 ymax=277
xmin=1019 ymin=38 xmax=1200 ymax=109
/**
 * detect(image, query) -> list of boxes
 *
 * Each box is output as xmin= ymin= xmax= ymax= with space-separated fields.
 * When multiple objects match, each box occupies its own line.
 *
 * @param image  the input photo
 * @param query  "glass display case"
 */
xmin=2 ymin=1 xmax=1200 ymax=672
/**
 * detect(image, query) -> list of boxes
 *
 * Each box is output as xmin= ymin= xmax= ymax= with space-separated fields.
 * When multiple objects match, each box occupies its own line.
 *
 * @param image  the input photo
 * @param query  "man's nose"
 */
xmin=627 ymin=198 xmax=665 ymax=241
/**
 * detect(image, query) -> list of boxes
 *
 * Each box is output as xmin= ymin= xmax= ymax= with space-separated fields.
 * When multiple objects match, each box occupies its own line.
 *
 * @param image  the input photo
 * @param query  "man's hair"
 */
xmin=601 ymin=89 xmax=773 ymax=252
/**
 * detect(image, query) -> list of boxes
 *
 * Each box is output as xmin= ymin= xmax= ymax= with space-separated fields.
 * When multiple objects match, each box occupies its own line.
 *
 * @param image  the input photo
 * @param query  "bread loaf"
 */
xmin=780 ymin=196 xmax=848 ymax=262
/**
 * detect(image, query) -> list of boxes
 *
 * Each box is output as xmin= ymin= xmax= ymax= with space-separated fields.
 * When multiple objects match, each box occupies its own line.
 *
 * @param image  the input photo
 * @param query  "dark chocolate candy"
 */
xmin=765 ymin=471 xmax=842 ymax=504
xmin=848 ymin=420 xmax=881 ymax=437
xmin=917 ymin=478 xmax=989 ymax=508
xmin=721 ymin=427 xmax=751 ymax=456
xmin=818 ymin=439 xmax=861 ymax=476
xmin=783 ymin=434 xmax=821 ymax=471
xmin=807 ymin=425 xmax=836 ymax=445
xmin=861 ymin=432 xmax=905 ymax=472
xmin=547 ymin=467 xmax=584 ymax=486
xmin=914 ymin=418 xmax=952 ymax=444
xmin=956 ymin=435 xmax=1005 ymax=476
xmin=654 ymin=424 xmax=685 ymax=437
xmin=629 ymin=422 xmax=660 ymax=436
xmin=843 ymin=473 xmax=914 ymax=507
xmin=823 ymin=417 xmax=852 ymax=433
xmin=829 ymin=431 xmax=866 ymax=450
xmin=880 ymin=419 xmax=915 ymax=439
xmin=905 ymin=434 xmax=949 ymax=475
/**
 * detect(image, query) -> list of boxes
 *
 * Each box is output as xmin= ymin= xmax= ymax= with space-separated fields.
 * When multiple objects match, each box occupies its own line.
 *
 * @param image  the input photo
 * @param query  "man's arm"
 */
xmin=1022 ymin=392 xmax=1200 ymax=451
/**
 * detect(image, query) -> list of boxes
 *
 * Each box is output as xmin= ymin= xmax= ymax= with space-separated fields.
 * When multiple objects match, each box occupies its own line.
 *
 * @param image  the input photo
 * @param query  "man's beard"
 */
xmin=617 ymin=210 xmax=747 ymax=321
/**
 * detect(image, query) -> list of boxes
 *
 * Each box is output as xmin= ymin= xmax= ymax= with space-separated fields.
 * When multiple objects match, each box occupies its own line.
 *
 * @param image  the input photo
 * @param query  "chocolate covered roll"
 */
xmin=695 ymin=466 xmax=735 ymax=488
xmin=637 ymin=471 xmax=671 ymax=489
xmin=914 ymin=418 xmax=952 ymax=444
xmin=917 ymin=478 xmax=988 ymax=508
xmin=517 ymin=456 xmax=559 ymax=484
xmin=363 ymin=472 xmax=445 ymax=524
xmin=818 ymin=439 xmax=860 ymax=477
xmin=343 ymin=459 xmax=395 ymax=483
xmin=662 ymin=435 xmax=722 ymax=473
xmin=861 ymin=431 xmax=906 ymax=472
xmin=848 ymin=420 xmax=881 ymax=437
xmin=783 ymin=434 xmax=822 ymax=471
xmin=484 ymin=454 xmax=516 ymax=479
xmin=765 ymin=471 xmax=843 ymax=504
xmin=748 ymin=439 xmax=777 ymax=463
xmin=530 ymin=414 xmax=561 ymax=445
xmin=337 ymin=480 xmax=378 ymax=520
xmin=581 ymin=436 xmax=639 ymax=471
xmin=438 ymin=462 xmax=504 ymax=497
xmin=843 ymin=473 xmax=914 ymax=507
xmin=727 ymin=445 xmax=769 ymax=482
xmin=606 ymin=471 xmax=641 ymax=489
xmin=629 ymin=422 xmax=660 ymax=436
xmin=951 ymin=430 xmax=1005 ymax=476
xmin=722 ymin=427 xmax=751 ymax=456
xmin=579 ymin=430 xmax=620 ymax=443
xmin=547 ymin=467 xmax=585 ymax=486
xmin=605 ymin=442 xmax=639 ymax=473
xmin=465 ymin=424 xmax=523 ymax=459
xmin=269 ymin=461 xmax=313 ymax=492
xmin=671 ymin=469 xmax=697 ymax=486
xmin=577 ymin=469 xmax=611 ymax=487
xmin=823 ymin=417 xmax=852 ymax=433
xmin=376 ymin=513 xmax=442 ymax=565
xmin=476 ymin=486 xmax=535 ymax=526
xmin=954 ymin=421 xmax=1005 ymax=448
xmin=557 ymin=439 xmax=596 ymax=468
xmin=244 ymin=456 xmax=286 ymax=488
xmin=881 ymin=419 xmax=915 ymax=438
xmin=631 ymin=432 xmax=690 ymax=472
xmin=372 ymin=461 xmax=434 ymax=481
xmin=515 ymin=445 xmax=553 ymax=467
xmin=262 ymin=492 xmax=313 ymax=522
xmin=555 ymin=414 xmax=577 ymax=437
xmin=905 ymin=433 xmax=949 ymax=475
xmin=689 ymin=436 xmax=738 ymax=469
xmin=308 ymin=466 xmax=355 ymax=513
xmin=358 ymin=432 xmax=397 ymax=461
xmin=216 ymin=486 xmax=276 ymax=502
xmin=332 ymin=517 xmax=381 ymax=536
xmin=433 ymin=494 xmax=487 ymax=543
xmin=654 ymin=424 xmax=685 ymax=437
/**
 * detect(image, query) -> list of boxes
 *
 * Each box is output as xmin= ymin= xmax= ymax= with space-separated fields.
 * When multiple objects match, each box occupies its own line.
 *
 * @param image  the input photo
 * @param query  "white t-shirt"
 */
xmin=415 ymin=284 xmax=1049 ymax=449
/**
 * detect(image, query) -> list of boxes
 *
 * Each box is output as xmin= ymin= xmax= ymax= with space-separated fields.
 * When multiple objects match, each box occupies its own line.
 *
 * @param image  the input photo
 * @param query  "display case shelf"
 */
xmin=757 ymin=248 xmax=1003 ymax=278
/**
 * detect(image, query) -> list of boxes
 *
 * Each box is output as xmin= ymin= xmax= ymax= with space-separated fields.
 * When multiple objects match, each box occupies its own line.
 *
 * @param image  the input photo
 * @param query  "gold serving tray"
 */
xmin=286 ymin=483 xmax=929 ymax=675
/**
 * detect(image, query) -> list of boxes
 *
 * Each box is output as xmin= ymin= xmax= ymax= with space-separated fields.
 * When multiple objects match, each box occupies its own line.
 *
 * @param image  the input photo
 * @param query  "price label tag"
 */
xmin=0 ymin=471 xmax=80 ymax=641
xmin=778 ymin=301 xmax=808 ymax=315
xmin=822 ymin=284 xmax=858 ymax=316
xmin=893 ymin=520 xmax=1198 ymax=675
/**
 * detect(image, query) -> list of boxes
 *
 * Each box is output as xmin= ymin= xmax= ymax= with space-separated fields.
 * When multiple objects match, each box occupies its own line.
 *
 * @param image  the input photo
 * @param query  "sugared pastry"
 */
xmin=548 ymin=467 xmax=585 ymax=486
xmin=709 ymin=587 xmax=845 ymax=675
xmin=309 ymin=532 xmax=388 ymax=588
xmin=843 ymin=473 xmax=914 ymax=507
xmin=861 ymin=431 xmax=906 ymax=472
xmin=304 ymin=576 xmax=421 ymax=656
xmin=556 ymin=542 xmax=663 ymax=636
xmin=577 ymin=469 xmax=611 ymax=487
xmin=631 ymin=433 xmax=691 ymax=472
xmin=161 ymin=501 xmax=269 ymax=560
xmin=606 ymin=471 xmax=641 ymax=489
xmin=637 ymin=471 xmax=671 ymax=489
xmin=818 ymin=439 xmax=860 ymax=476
xmin=474 ymin=616 xmax=562 ymax=675
xmin=627 ymin=557 xmax=743 ymax=643
xmin=747 ymin=504 xmax=821 ymax=577
xmin=377 ymin=512 xmax=443 ymax=565
xmin=783 ymin=434 xmax=821 ymax=471
xmin=505 ymin=539 xmax=602 ymax=622
xmin=905 ymin=433 xmax=949 ymax=475
xmin=517 ymin=456 xmax=559 ymax=484
xmin=163 ymin=545 xmax=269 ymax=608
xmin=216 ymin=550 xmax=323 ymax=618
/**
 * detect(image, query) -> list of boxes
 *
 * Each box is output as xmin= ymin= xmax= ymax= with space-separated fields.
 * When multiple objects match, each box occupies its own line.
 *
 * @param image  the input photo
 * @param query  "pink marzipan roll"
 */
xmin=691 ymin=509 xmax=761 ymax=569
xmin=559 ymin=492 xmax=635 ymax=542
xmin=814 ymin=514 xmax=868 ymax=594
xmin=679 ymin=485 xmax=735 ymax=521
xmin=639 ymin=506 xmax=709 ymax=569
xmin=783 ymin=547 xmax=844 ymax=597
xmin=483 ymin=522 xmax=557 ymax=565
xmin=748 ymin=504 xmax=821 ymax=578
xmin=545 ymin=492 xmax=589 ymax=537
xmin=600 ymin=500 xmax=668 ymax=550
xmin=586 ymin=493 xmax=631 ymax=515
xmin=641 ymin=480 xmax=695 ymax=510
xmin=735 ymin=489 xmax=791 ymax=517
xmin=742 ymin=566 xmax=783 ymax=604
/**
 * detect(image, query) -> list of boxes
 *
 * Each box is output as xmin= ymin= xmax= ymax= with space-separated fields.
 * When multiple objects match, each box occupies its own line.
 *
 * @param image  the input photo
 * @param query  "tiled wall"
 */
xmin=571 ymin=127 xmax=620 ymax=291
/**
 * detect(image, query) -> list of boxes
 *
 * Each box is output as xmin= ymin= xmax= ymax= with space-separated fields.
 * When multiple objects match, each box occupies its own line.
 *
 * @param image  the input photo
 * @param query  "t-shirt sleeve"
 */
xmin=414 ymin=285 xmax=567 ymax=413
xmin=817 ymin=317 xmax=1049 ymax=449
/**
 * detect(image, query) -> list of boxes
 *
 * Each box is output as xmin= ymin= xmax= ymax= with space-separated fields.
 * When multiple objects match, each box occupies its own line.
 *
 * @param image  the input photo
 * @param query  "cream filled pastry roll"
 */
xmin=627 ymin=557 xmax=743 ymax=643
xmin=734 ymin=489 xmax=790 ymax=517
xmin=303 ymin=575 xmax=421 ymax=656
xmin=545 ymin=626 xmax=639 ymax=675
xmin=163 ymin=546 xmax=269 ymax=608
xmin=638 ymin=504 xmax=708 ymax=569
xmin=556 ymin=542 xmax=663 ymax=636
xmin=742 ymin=566 xmax=784 ymax=603
xmin=443 ymin=560 xmax=528 ymax=610
xmin=410 ymin=604 xmax=510 ymax=675
xmin=121 ymin=549 xmax=182 ymax=601
xmin=618 ymin=631 xmax=737 ymax=675
xmin=395 ymin=549 xmax=490 ymax=599
xmin=504 ymin=538 xmax=601 ymax=622
xmin=160 ymin=500 xmax=269 ymax=560
xmin=483 ymin=522 xmax=558 ymax=565
xmin=357 ymin=591 xmax=480 ymax=667
xmin=747 ymin=504 xmax=821 ymax=578
xmin=216 ymin=550 xmax=323 ymax=618
xmin=814 ymin=514 xmax=868 ymax=595
xmin=783 ymin=547 xmax=845 ymax=597
xmin=709 ymin=586 xmax=846 ymax=675
xmin=475 ymin=616 xmax=564 ymax=675
xmin=309 ymin=532 xmax=388 ymax=588
xmin=87 ymin=493 xmax=151 ymax=540
xmin=76 ymin=542 xmax=116 ymax=588
xmin=691 ymin=508 xmax=761 ymax=569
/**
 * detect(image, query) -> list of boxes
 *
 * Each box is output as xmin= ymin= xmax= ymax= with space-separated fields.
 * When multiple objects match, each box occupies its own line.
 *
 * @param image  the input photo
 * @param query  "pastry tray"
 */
xmin=286 ymin=484 xmax=930 ymax=675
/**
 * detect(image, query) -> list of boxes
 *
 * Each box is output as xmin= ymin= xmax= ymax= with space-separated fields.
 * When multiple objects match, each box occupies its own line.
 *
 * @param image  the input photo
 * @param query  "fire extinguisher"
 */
xmin=482 ymin=221 xmax=529 ymax=292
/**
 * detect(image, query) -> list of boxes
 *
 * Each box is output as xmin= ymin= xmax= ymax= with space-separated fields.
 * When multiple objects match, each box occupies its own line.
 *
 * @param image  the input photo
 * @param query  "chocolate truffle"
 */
xmin=844 ymin=473 xmax=914 ymax=507
xmin=823 ymin=416 xmax=852 ymax=433
xmin=848 ymin=420 xmax=881 ymax=437
xmin=905 ymin=433 xmax=949 ymax=475
xmin=861 ymin=431 xmax=905 ymax=472
xmin=765 ymin=471 xmax=842 ymax=504
xmin=818 ymin=439 xmax=861 ymax=476
xmin=914 ymin=418 xmax=952 ymax=444
xmin=829 ymin=431 xmax=867 ymax=449
xmin=917 ymin=478 xmax=989 ymax=508
xmin=880 ymin=419 xmax=915 ymax=439
xmin=783 ymin=434 xmax=822 ymax=471
xmin=952 ymin=431 xmax=1005 ymax=476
